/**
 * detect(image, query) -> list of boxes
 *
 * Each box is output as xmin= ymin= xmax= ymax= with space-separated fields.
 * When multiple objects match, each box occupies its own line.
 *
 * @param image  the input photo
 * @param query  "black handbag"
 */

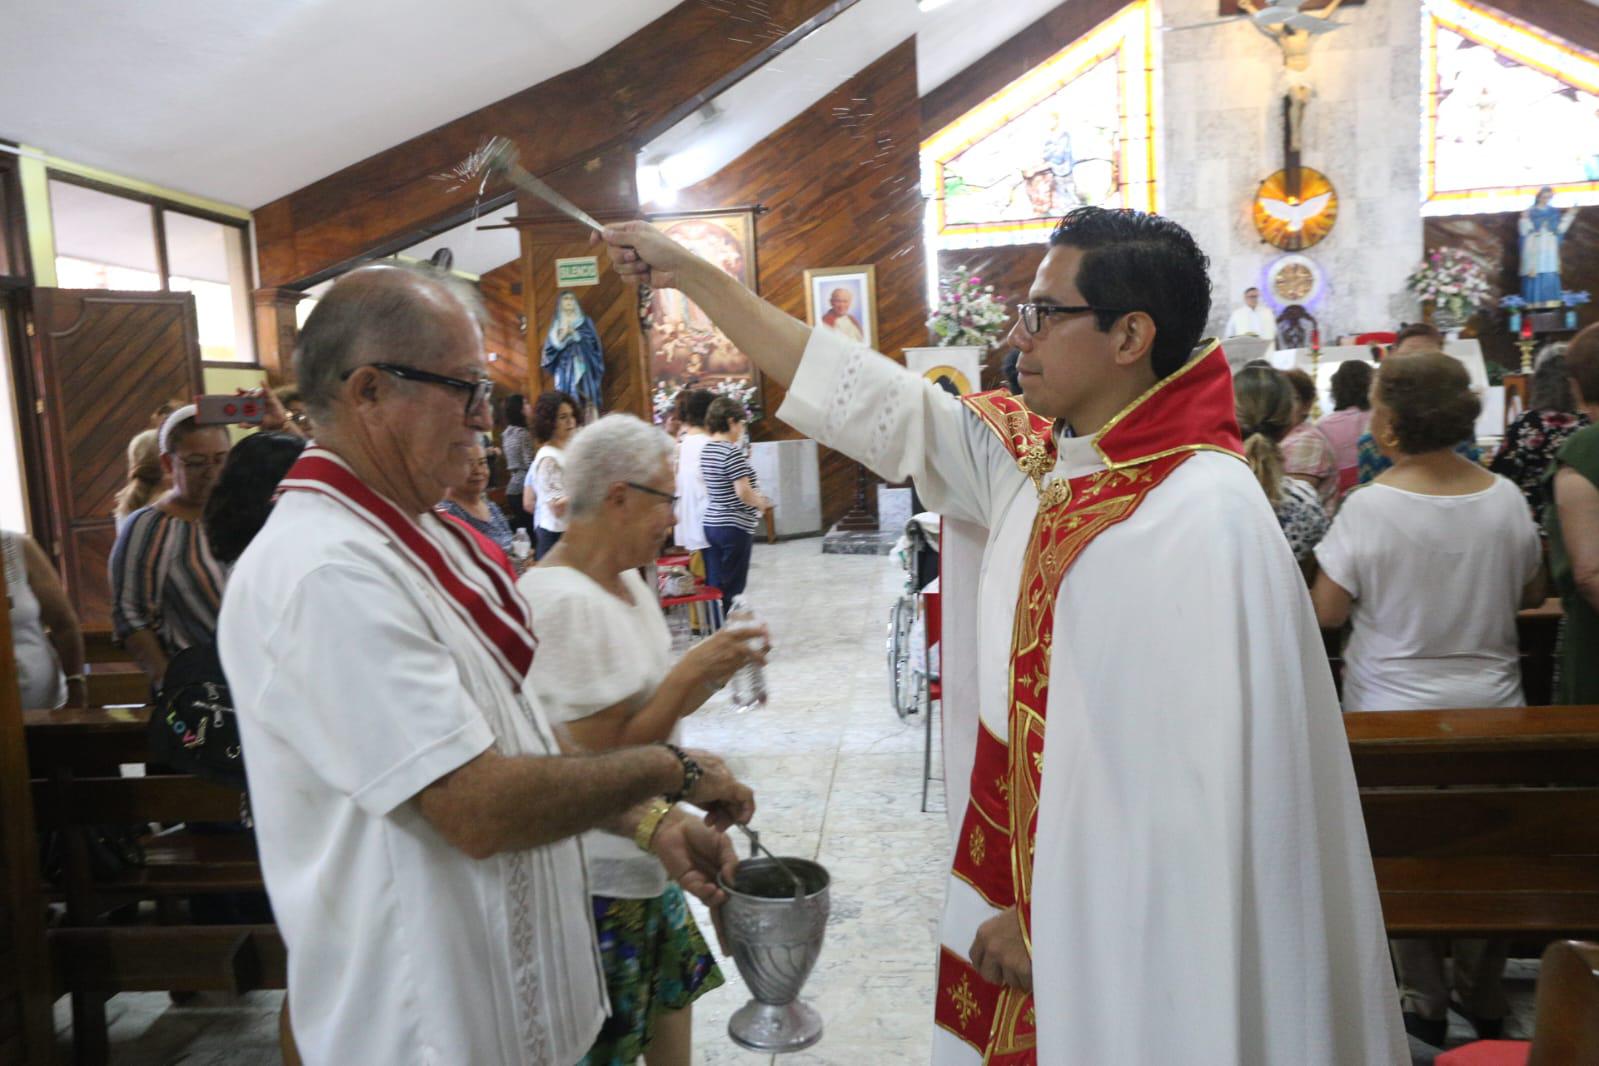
xmin=148 ymin=643 xmax=247 ymax=791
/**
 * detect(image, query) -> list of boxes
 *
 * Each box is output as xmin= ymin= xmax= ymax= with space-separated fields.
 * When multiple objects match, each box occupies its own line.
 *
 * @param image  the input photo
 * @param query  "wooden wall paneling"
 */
xmin=1471 ymin=0 xmax=1599 ymax=55
xmin=478 ymin=262 xmax=528 ymax=397
xmin=1425 ymin=208 xmax=1597 ymax=369
xmin=0 ymin=555 xmax=57 ymax=1064
xmin=29 ymin=289 xmax=204 ymax=627
xmin=671 ymin=40 xmax=928 ymax=526
xmin=253 ymin=0 xmax=854 ymax=288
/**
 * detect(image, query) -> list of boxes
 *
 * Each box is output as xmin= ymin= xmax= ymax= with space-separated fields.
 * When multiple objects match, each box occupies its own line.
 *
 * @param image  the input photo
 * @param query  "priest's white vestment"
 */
xmin=778 ymin=327 xmax=1405 ymax=1065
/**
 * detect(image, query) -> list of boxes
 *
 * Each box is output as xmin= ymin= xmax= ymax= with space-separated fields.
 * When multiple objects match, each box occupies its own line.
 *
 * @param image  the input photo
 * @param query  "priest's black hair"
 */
xmin=1049 ymin=207 xmax=1212 ymax=380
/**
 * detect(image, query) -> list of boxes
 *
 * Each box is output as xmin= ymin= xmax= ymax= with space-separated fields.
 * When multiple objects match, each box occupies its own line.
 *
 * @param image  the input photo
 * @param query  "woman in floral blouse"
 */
xmin=1490 ymin=345 xmax=1590 ymax=522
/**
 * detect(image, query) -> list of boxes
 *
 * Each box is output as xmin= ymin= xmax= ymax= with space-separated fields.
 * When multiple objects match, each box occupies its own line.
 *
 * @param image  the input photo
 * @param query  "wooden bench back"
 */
xmin=1346 ymin=706 xmax=1599 ymax=789
xmin=1348 ymin=706 xmax=1599 ymax=940
xmin=1530 ymin=940 xmax=1599 ymax=1066
xmin=33 ymin=774 xmax=242 ymax=830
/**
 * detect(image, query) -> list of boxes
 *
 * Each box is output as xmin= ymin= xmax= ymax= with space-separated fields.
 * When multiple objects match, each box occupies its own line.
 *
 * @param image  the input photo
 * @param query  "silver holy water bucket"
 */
xmin=718 ymin=856 xmax=831 ymax=1053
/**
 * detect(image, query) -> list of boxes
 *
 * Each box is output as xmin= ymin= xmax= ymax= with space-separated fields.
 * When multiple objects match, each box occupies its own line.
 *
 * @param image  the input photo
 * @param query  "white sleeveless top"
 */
xmin=4 ymin=532 xmax=66 ymax=709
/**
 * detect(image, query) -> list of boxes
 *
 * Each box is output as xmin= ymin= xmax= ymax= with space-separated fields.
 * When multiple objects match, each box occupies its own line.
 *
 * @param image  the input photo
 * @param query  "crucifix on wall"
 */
xmin=1252 ymin=85 xmax=1340 ymax=251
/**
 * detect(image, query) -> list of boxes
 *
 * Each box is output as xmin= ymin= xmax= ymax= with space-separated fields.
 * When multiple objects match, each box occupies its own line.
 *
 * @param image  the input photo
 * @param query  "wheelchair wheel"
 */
xmin=886 ymin=595 xmax=918 ymax=719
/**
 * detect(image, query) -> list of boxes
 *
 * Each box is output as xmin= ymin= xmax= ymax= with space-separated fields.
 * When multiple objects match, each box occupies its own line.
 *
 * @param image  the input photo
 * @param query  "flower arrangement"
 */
xmin=1562 ymin=290 xmax=1591 ymax=309
xmin=928 ymin=265 xmax=1011 ymax=348
xmin=651 ymin=378 xmax=763 ymax=426
xmin=1498 ymin=295 xmax=1527 ymax=311
xmin=1405 ymin=248 xmax=1494 ymax=326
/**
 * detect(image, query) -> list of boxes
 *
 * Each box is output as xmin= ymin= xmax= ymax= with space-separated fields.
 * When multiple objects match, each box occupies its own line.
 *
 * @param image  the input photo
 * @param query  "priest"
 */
xmin=598 ymin=208 xmax=1405 ymax=1064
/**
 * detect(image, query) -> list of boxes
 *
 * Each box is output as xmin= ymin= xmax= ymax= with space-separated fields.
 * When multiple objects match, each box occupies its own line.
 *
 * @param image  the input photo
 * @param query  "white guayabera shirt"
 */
xmin=220 ymin=472 xmax=606 ymax=1066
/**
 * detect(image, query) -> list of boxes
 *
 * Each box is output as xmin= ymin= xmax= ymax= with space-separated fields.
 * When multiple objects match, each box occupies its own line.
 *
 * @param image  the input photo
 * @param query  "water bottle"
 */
xmin=510 ymin=528 xmax=532 ymax=568
xmin=726 ymin=596 xmax=769 ymax=713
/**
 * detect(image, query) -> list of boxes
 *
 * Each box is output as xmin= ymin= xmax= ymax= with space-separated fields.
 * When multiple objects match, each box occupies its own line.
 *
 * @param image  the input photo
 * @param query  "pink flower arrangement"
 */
xmin=1405 ymin=248 xmax=1493 ymax=323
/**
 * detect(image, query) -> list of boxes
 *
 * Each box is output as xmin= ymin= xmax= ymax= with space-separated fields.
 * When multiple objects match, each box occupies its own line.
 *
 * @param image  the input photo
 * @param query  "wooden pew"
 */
xmin=1347 ymin=706 xmax=1599 ymax=941
xmin=24 ymin=708 xmax=281 ymax=1065
xmin=1528 ymin=940 xmax=1599 ymax=1065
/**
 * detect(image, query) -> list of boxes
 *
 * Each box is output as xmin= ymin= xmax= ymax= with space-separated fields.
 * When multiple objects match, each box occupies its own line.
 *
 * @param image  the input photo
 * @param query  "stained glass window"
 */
xmin=921 ymin=2 xmax=1157 ymax=250
xmin=1423 ymin=0 xmax=1599 ymax=215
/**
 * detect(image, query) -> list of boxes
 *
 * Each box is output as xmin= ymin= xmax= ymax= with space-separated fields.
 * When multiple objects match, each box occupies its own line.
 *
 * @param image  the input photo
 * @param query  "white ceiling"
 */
xmin=4 ymin=0 xmax=1072 ymax=212
xmin=0 ymin=0 xmax=682 ymax=208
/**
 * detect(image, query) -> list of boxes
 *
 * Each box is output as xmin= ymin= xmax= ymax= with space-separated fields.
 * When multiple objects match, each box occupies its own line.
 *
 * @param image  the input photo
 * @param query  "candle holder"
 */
xmin=1517 ymin=337 xmax=1537 ymax=374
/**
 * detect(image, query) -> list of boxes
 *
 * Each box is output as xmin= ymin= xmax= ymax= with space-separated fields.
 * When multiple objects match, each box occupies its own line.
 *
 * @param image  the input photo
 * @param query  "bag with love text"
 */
xmin=148 ymin=642 xmax=248 ymax=791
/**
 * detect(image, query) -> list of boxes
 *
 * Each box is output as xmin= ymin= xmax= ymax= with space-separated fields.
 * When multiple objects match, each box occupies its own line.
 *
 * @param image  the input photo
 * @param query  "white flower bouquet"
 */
xmin=928 ymin=265 xmax=1011 ymax=348
xmin=1405 ymin=248 xmax=1494 ymax=325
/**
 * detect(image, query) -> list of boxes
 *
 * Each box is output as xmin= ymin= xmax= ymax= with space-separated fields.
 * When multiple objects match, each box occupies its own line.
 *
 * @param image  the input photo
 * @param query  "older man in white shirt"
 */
xmin=1225 ymin=286 xmax=1278 ymax=339
xmin=218 ymin=264 xmax=754 ymax=1066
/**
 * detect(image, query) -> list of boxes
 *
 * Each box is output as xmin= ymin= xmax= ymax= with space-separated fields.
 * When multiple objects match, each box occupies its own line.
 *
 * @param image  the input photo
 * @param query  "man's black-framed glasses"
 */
xmin=343 ymin=362 xmax=493 ymax=417
xmin=625 ymin=482 xmax=679 ymax=507
xmin=1016 ymin=301 xmax=1131 ymax=336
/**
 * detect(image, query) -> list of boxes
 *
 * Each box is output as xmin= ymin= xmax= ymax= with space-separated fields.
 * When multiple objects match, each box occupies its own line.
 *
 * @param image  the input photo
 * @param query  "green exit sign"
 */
xmin=555 ymin=257 xmax=600 ymax=287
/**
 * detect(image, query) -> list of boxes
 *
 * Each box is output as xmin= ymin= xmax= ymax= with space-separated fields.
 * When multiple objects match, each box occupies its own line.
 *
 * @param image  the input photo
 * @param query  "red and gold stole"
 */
xmin=933 ymin=343 xmax=1243 ymax=1063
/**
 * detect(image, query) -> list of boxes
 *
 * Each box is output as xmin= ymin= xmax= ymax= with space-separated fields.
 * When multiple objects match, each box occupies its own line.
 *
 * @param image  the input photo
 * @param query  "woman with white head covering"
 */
xmin=108 ymin=405 xmax=231 ymax=688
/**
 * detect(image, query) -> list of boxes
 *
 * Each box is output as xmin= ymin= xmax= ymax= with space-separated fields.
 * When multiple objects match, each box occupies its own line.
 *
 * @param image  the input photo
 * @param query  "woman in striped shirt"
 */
xmin=108 ymin=408 xmax=230 ymax=689
xmin=699 ymin=397 xmax=771 ymax=612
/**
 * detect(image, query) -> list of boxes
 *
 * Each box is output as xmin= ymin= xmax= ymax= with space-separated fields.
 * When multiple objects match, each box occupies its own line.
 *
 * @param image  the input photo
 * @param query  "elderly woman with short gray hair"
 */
xmin=519 ymin=413 xmax=767 ymax=1066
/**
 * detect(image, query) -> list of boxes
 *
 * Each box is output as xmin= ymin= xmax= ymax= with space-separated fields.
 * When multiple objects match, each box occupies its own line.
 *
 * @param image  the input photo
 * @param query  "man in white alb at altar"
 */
xmin=1226 ymin=285 xmax=1278 ymax=339
xmin=599 ymin=209 xmax=1405 ymax=1065
xmin=218 ymin=265 xmax=756 ymax=1066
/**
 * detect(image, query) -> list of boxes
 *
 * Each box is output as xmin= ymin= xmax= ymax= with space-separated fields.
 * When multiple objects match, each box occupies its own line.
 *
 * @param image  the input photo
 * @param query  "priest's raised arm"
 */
xmin=599 ymin=221 xmax=1008 ymax=526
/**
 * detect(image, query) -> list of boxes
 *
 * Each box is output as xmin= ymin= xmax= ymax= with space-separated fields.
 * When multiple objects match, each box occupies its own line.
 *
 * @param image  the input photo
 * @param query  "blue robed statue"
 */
xmin=1519 ymin=186 xmax=1579 ymax=304
xmin=542 ymin=291 xmax=605 ymax=414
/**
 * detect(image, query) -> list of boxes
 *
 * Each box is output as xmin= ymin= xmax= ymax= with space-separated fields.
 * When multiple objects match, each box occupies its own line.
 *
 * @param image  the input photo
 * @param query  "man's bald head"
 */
xmin=294 ymin=263 xmax=485 ymax=424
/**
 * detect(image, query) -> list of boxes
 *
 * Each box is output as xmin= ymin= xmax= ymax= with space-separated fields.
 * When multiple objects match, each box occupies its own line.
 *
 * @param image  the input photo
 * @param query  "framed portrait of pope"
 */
xmin=804 ymin=265 xmax=878 ymax=351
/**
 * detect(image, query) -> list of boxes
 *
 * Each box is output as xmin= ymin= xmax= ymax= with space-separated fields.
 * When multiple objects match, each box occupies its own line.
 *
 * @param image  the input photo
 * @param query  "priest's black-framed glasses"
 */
xmin=1017 ymin=301 xmax=1132 ymax=335
xmin=342 ymin=362 xmax=494 ymax=417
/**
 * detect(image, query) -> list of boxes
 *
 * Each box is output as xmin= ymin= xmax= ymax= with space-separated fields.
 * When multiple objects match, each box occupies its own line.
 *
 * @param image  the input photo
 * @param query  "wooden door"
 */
xmin=28 ymin=289 xmax=203 ymax=628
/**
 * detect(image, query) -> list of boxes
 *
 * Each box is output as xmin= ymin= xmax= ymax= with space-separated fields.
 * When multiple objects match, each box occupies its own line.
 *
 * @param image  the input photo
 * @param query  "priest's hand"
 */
xmin=970 ymin=906 xmax=1032 ymax=992
xmin=653 ymin=810 xmax=738 ymax=916
xmin=597 ymin=221 xmax=697 ymax=291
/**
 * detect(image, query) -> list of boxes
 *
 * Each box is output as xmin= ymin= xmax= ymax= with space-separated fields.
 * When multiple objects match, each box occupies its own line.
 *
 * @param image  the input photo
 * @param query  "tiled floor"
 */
xmin=56 ymin=538 xmax=1539 ymax=1064
xmin=65 ymin=539 xmax=953 ymax=1065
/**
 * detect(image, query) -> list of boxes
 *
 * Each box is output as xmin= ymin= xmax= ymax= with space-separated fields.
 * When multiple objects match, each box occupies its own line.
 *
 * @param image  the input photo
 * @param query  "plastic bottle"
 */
xmin=510 ymin=529 xmax=532 ymax=567
xmin=726 ymin=596 xmax=768 ymax=713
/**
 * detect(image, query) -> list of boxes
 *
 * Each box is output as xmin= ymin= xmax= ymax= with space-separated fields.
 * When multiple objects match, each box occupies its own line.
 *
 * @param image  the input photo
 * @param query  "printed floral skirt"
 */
xmin=578 ymin=883 xmax=725 ymax=1065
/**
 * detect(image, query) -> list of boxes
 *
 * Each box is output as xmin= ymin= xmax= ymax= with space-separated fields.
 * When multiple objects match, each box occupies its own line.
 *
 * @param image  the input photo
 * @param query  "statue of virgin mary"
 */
xmin=1519 ymin=187 xmax=1579 ymax=305
xmin=541 ymin=291 xmax=605 ymax=415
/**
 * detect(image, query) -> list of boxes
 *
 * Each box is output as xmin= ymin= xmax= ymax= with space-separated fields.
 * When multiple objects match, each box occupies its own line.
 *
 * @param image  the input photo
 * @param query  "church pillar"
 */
xmin=253 ymin=287 xmax=305 ymax=382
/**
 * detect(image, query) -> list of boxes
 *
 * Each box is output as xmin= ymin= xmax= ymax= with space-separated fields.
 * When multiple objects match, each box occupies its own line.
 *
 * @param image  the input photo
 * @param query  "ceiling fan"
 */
xmin=1165 ymin=0 xmax=1345 ymax=37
